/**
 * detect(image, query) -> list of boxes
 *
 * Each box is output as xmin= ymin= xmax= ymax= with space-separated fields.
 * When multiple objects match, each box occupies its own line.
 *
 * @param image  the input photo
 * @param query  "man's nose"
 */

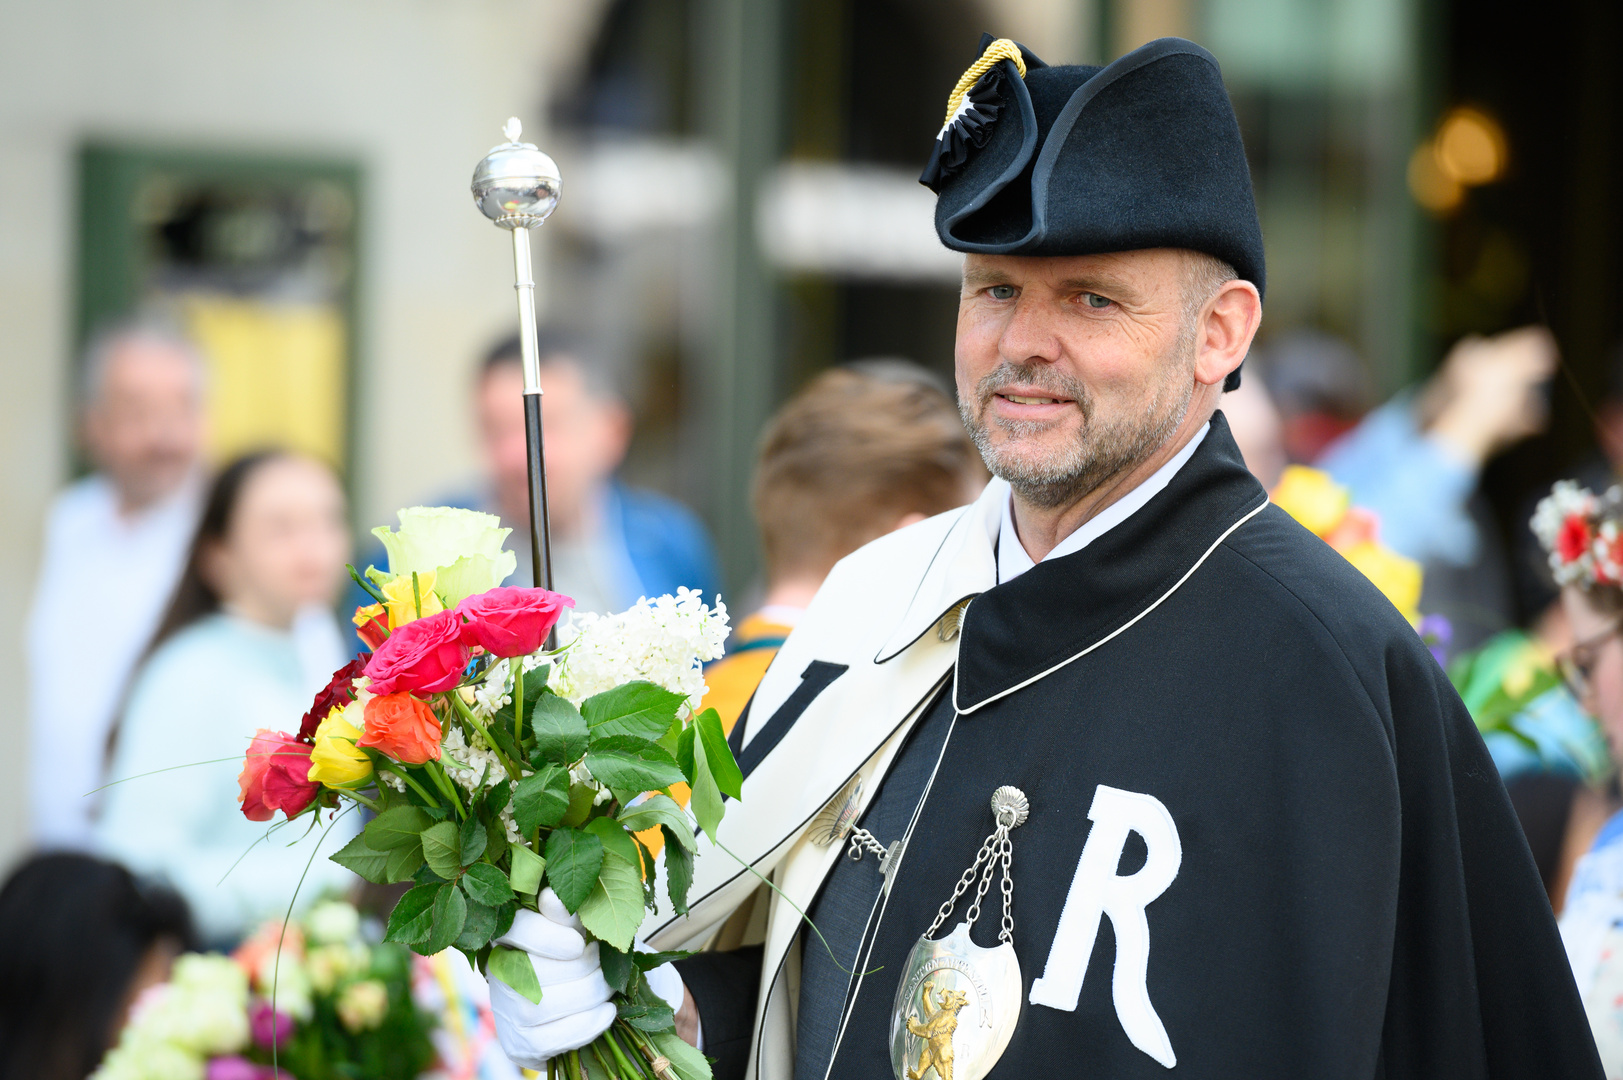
xmin=998 ymin=297 xmax=1062 ymax=365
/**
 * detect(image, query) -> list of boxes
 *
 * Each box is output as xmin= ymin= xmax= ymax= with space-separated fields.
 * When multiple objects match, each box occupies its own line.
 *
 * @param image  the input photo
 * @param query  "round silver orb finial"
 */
xmin=990 ymin=786 xmax=1029 ymax=829
xmin=471 ymin=118 xmax=561 ymax=230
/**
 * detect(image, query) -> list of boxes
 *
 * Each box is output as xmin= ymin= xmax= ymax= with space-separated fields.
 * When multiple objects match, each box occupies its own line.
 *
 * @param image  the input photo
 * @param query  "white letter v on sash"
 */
xmin=1029 ymin=784 xmax=1182 ymax=1068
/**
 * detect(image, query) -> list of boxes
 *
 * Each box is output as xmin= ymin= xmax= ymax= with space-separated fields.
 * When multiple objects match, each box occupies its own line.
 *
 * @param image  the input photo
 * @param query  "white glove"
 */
xmin=488 ymin=888 xmax=617 ymax=1068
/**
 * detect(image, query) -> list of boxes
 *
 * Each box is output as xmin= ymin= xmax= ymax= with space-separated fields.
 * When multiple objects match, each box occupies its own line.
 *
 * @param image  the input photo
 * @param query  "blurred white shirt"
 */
xmin=25 ymin=472 xmax=201 ymax=849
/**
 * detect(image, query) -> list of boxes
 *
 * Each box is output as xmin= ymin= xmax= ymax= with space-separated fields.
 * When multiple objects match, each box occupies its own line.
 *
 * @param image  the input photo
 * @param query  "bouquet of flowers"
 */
xmin=236 ymin=507 xmax=733 ymax=1080
xmin=93 ymin=901 xmax=435 ymax=1080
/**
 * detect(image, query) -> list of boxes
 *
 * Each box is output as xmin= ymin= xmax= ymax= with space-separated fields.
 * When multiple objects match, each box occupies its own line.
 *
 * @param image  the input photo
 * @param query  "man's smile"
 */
xmin=990 ymin=385 xmax=1077 ymax=422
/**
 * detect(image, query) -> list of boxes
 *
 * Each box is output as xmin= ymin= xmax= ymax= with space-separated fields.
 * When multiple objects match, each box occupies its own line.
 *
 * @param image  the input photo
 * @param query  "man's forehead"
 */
xmin=962 ymin=249 xmax=1189 ymax=290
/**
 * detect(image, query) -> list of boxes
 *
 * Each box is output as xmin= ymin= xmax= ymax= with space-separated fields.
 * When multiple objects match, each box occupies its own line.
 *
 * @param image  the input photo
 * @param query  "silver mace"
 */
xmin=470 ymin=117 xmax=562 ymax=619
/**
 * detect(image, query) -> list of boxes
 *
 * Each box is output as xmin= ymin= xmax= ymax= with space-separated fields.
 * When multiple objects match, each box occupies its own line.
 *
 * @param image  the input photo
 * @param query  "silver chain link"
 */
xmin=847 ymin=826 xmax=889 ymax=862
xmin=925 ymin=823 xmax=1016 ymax=942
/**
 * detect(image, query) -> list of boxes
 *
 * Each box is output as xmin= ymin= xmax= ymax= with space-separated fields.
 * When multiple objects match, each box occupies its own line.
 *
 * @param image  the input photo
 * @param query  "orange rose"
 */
xmin=358 ymin=692 xmax=442 ymax=764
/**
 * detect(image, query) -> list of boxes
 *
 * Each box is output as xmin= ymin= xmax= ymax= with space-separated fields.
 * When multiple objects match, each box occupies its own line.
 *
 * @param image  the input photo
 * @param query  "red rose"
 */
xmin=363 ymin=609 xmax=470 ymax=695
xmin=238 ymin=730 xmax=319 ymax=822
xmin=298 ymin=656 xmax=368 ymax=743
xmin=352 ymin=603 xmax=389 ymax=651
xmin=358 ymin=692 xmax=443 ymax=764
xmin=456 ymin=587 xmax=574 ymax=658
xmin=1558 ymin=515 xmax=1594 ymax=564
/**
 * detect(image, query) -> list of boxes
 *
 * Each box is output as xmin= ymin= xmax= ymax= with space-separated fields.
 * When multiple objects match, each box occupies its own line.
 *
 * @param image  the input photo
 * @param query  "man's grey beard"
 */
xmin=959 ymin=351 xmax=1194 ymax=510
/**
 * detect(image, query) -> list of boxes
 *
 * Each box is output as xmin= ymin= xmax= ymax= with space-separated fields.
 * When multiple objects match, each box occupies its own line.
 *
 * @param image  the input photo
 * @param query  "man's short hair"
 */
xmin=753 ymin=364 xmax=980 ymax=582
xmin=480 ymin=327 xmax=621 ymax=402
xmin=80 ymin=318 xmax=206 ymax=406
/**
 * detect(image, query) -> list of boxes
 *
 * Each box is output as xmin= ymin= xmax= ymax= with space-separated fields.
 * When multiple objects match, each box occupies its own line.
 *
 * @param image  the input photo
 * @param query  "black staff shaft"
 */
xmin=523 ymin=389 xmax=557 ymax=650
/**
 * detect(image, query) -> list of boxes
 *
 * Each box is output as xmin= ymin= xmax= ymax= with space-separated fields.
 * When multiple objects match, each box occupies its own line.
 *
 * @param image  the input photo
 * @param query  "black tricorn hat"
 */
xmin=922 ymin=36 xmax=1265 ymax=388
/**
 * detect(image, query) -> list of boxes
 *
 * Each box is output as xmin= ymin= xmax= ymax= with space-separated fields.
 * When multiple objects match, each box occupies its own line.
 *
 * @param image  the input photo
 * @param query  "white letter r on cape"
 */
xmin=1029 ymin=784 xmax=1182 ymax=1068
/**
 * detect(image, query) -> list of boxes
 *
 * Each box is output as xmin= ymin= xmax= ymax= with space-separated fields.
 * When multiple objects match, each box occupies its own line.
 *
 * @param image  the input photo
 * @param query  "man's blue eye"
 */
xmin=989 ymin=285 xmax=1016 ymax=300
xmin=1083 ymin=293 xmax=1111 ymax=309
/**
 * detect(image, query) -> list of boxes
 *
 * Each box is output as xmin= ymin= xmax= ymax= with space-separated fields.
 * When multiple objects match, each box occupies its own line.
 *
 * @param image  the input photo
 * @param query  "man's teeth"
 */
xmin=1004 ymin=394 xmax=1061 ymax=405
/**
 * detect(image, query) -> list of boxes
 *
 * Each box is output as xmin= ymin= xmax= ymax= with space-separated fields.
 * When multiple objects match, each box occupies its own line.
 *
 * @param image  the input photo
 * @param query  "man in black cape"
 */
xmin=489 ymin=35 xmax=1602 ymax=1080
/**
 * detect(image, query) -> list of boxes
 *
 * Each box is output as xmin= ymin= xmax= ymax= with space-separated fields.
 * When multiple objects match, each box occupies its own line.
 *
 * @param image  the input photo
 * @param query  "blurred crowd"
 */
xmin=12 ymin=310 xmax=1623 ymax=1076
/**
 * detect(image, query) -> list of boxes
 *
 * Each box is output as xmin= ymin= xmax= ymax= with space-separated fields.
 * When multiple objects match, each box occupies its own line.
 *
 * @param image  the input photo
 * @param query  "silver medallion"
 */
xmin=889 ymin=786 xmax=1029 ymax=1080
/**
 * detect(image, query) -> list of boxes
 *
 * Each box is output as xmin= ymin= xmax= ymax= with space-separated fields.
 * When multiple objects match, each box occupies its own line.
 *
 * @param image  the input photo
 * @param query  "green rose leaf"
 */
xmin=455 ymin=898 xmax=498 ymax=951
xmin=364 ymin=805 xmax=434 ymax=850
xmin=459 ymin=812 xmax=486 ymax=867
xmin=543 ymin=827 xmax=604 ymax=913
xmin=584 ymin=736 xmax=685 ymax=791
xmin=618 ymin=1000 xmax=676 ymax=1032
xmin=421 ymin=821 xmax=464 ymax=881
xmin=631 ymin=948 xmax=694 ymax=970
xmin=484 ymin=815 xmax=508 ymax=864
xmin=383 ymin=883 xmax=439 ymax=945
xmin=461 ymin=862 xmax=516 ymax=907
xmin=494 ymin=900 xmax=518 ymax=941
xmin=576 ymin=852 xmax=645 ymax=952
xmin=688 ymin=732 xmax=725 ymax=845
xmin=675 ymin=722 xmax=696 ymax=785
xmin=648 ymin=1028 xmax=714 ymax=1080
xmin=528 ymin=694 xmax=590 ymax=767
xmin=582 ymin=682 xmax=688 ymax=743
xmin=509 ymin=842 xmax=545 ymax=895
xmin=385 ymin=840 xmax=427 ymax=884
xmin=484 ymin=778 xmax=513 ymax=818
xmin=488 ymin=945 xmax=542 ymax=1005
xmin=694 ymin=708 xmax=742 ymax=799
xmin=661 ymin=825 xmax=694 ymax=916
xmin=599 ymin=941 xmax=635 ymax=995
xmin=513 ymin=764 xmax=571 ymax=834
xmin=330 ymin=832 xmax=389 ymax=884
xmin=583 ymin=815 xmax=642 ymax=869
xmin=616 ymin=794 xmax=695 ymax=850
xmin=423 ymin=883 xmax=468 ymax=955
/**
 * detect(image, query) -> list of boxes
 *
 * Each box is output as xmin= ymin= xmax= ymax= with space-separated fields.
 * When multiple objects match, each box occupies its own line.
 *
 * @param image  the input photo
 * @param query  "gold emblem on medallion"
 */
xmin=906 ymin=979 xmax=971 ymax=1080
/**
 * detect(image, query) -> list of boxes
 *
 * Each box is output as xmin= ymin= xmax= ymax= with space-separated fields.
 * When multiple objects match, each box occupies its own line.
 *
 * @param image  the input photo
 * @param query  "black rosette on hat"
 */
xmin=920 ymin=37 xmax=1044 ymax=194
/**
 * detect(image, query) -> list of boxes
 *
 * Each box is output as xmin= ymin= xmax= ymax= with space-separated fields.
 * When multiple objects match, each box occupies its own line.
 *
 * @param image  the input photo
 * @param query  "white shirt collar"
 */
xmin=997 ymin=422 xmax=1210 ymax=583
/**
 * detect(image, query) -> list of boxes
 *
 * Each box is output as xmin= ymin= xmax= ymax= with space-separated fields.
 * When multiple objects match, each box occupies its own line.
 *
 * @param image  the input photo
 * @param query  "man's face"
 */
xmin=475 ymin=358 xmax=631 ymax=535
xmin=83 ymin=338 xmax=204 ymax=511
xmin=955 ymin=249 xmax=1198 ymax=509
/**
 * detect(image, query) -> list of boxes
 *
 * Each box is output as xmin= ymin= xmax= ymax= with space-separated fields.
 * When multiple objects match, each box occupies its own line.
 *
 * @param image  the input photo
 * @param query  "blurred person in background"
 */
xmin=26 ymin=322 xmax=207 ymax=850
xmin=459 ymin=330 xmax=719 ymax=614
xmin=95 ymin=450 xmax=359 ymax=945
xmin=0 ymin=852 xmax=195 ymax=1080
xmin=1532 ymin=482 xmax=1623 ymax=1072
xmin=1310 ymin=326 xmax=1557 ymax=647
xmin=702 ymin=361 xmax=985 ymax=738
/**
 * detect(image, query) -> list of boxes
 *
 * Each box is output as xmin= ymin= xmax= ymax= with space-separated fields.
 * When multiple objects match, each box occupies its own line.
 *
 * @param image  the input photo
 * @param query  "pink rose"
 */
xmin=363 ymin=609 xmax=470 ymax=695
xmin=238 ymin=731 xmax=318 ymax=822
xmin=456 ymin=587 xmax=574 ymax=658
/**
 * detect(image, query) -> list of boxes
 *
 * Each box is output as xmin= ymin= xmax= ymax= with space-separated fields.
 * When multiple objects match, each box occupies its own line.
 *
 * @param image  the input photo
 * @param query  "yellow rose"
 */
xmin=380 ymin=569 xmax=444 ymax=628
xmin=1340 ymin=540 xmax=1423 ymax=623
xmin=308 ymin=702 xmax=373 ymax=788
xmin=1270 ymin=465 xmax=1351 ymax=538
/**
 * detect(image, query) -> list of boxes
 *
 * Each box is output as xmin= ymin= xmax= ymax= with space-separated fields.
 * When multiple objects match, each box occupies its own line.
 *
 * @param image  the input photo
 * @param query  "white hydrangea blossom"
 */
xmin=552 ymin=588 xmax=729 ymax=716
xmin=442 ymin=726 xmax=525 ymax=842
xmin=470 ymin=658 xmax=513 ymax=717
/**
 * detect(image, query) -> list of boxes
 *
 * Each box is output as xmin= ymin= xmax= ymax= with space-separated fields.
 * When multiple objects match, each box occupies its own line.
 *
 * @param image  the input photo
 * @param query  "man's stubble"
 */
xmin=959 ymin=329 xmax=1196 ymax=510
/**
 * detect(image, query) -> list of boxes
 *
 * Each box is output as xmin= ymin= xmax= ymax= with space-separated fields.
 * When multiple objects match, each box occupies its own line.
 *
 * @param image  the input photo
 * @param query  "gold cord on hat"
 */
xmin=942 ymin=38 xmax=1027 ymax=127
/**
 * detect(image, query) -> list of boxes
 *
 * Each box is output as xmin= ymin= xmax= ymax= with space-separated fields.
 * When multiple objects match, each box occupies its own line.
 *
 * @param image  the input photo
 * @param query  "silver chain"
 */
xmin=847 ymin=827 xmax=889 ymax=862
xmin=925 ymin=822 xmax=1016 ymax=942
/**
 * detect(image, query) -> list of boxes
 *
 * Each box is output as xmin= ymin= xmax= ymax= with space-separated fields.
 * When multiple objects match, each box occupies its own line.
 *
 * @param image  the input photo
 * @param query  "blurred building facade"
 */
xmin=3 ymin=0 xmax=1620 ymax=870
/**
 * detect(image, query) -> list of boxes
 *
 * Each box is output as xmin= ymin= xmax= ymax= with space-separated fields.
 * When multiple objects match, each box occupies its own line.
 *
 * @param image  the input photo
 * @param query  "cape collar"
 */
xmin=954 ymin=411 xmax=1268 ymax=712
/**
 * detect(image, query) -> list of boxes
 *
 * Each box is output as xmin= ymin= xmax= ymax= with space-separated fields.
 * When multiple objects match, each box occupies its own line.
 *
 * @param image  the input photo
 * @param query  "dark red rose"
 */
xmin=298 ymin=656 xmax=368 ymax=743
xmin=455 ymin=587 xmax=574 ymax=658
xmin=363 ymin=609 xmax=470 ymax=695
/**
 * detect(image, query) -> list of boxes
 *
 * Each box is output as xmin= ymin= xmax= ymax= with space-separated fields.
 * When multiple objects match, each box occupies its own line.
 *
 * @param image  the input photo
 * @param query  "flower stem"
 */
xmin=450 ymin=692 xmax=522 ymax=781
xmin=423 ymin=759 xmax=467 ymax=819
xmin=341 ymin=787 xmax=382 ymax=813
xmin=514 ymin=662 xmax=526 ymax=754
xmin=606 ymin=1026 xmax=651 ymax=1078
xmin=589 ymin=1038 xmax=617 ymax=1078
xmin=379 ymin=761 xmax=440 ymax=810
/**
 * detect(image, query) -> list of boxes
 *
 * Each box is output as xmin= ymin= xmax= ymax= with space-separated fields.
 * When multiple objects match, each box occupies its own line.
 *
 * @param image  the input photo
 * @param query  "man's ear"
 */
xmin=1193 ymin=280 xmax=1262 ymax=388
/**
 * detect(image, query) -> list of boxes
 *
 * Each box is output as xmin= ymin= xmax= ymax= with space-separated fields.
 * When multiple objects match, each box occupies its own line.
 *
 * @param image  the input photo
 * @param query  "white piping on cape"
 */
xmin=954 ymin=496 xmax=1270 ymax=715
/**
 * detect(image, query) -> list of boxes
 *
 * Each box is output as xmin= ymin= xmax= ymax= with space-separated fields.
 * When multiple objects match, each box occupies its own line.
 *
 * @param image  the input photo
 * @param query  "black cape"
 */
xmin=684 ymin=416 xmax=1601 ymax=1079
